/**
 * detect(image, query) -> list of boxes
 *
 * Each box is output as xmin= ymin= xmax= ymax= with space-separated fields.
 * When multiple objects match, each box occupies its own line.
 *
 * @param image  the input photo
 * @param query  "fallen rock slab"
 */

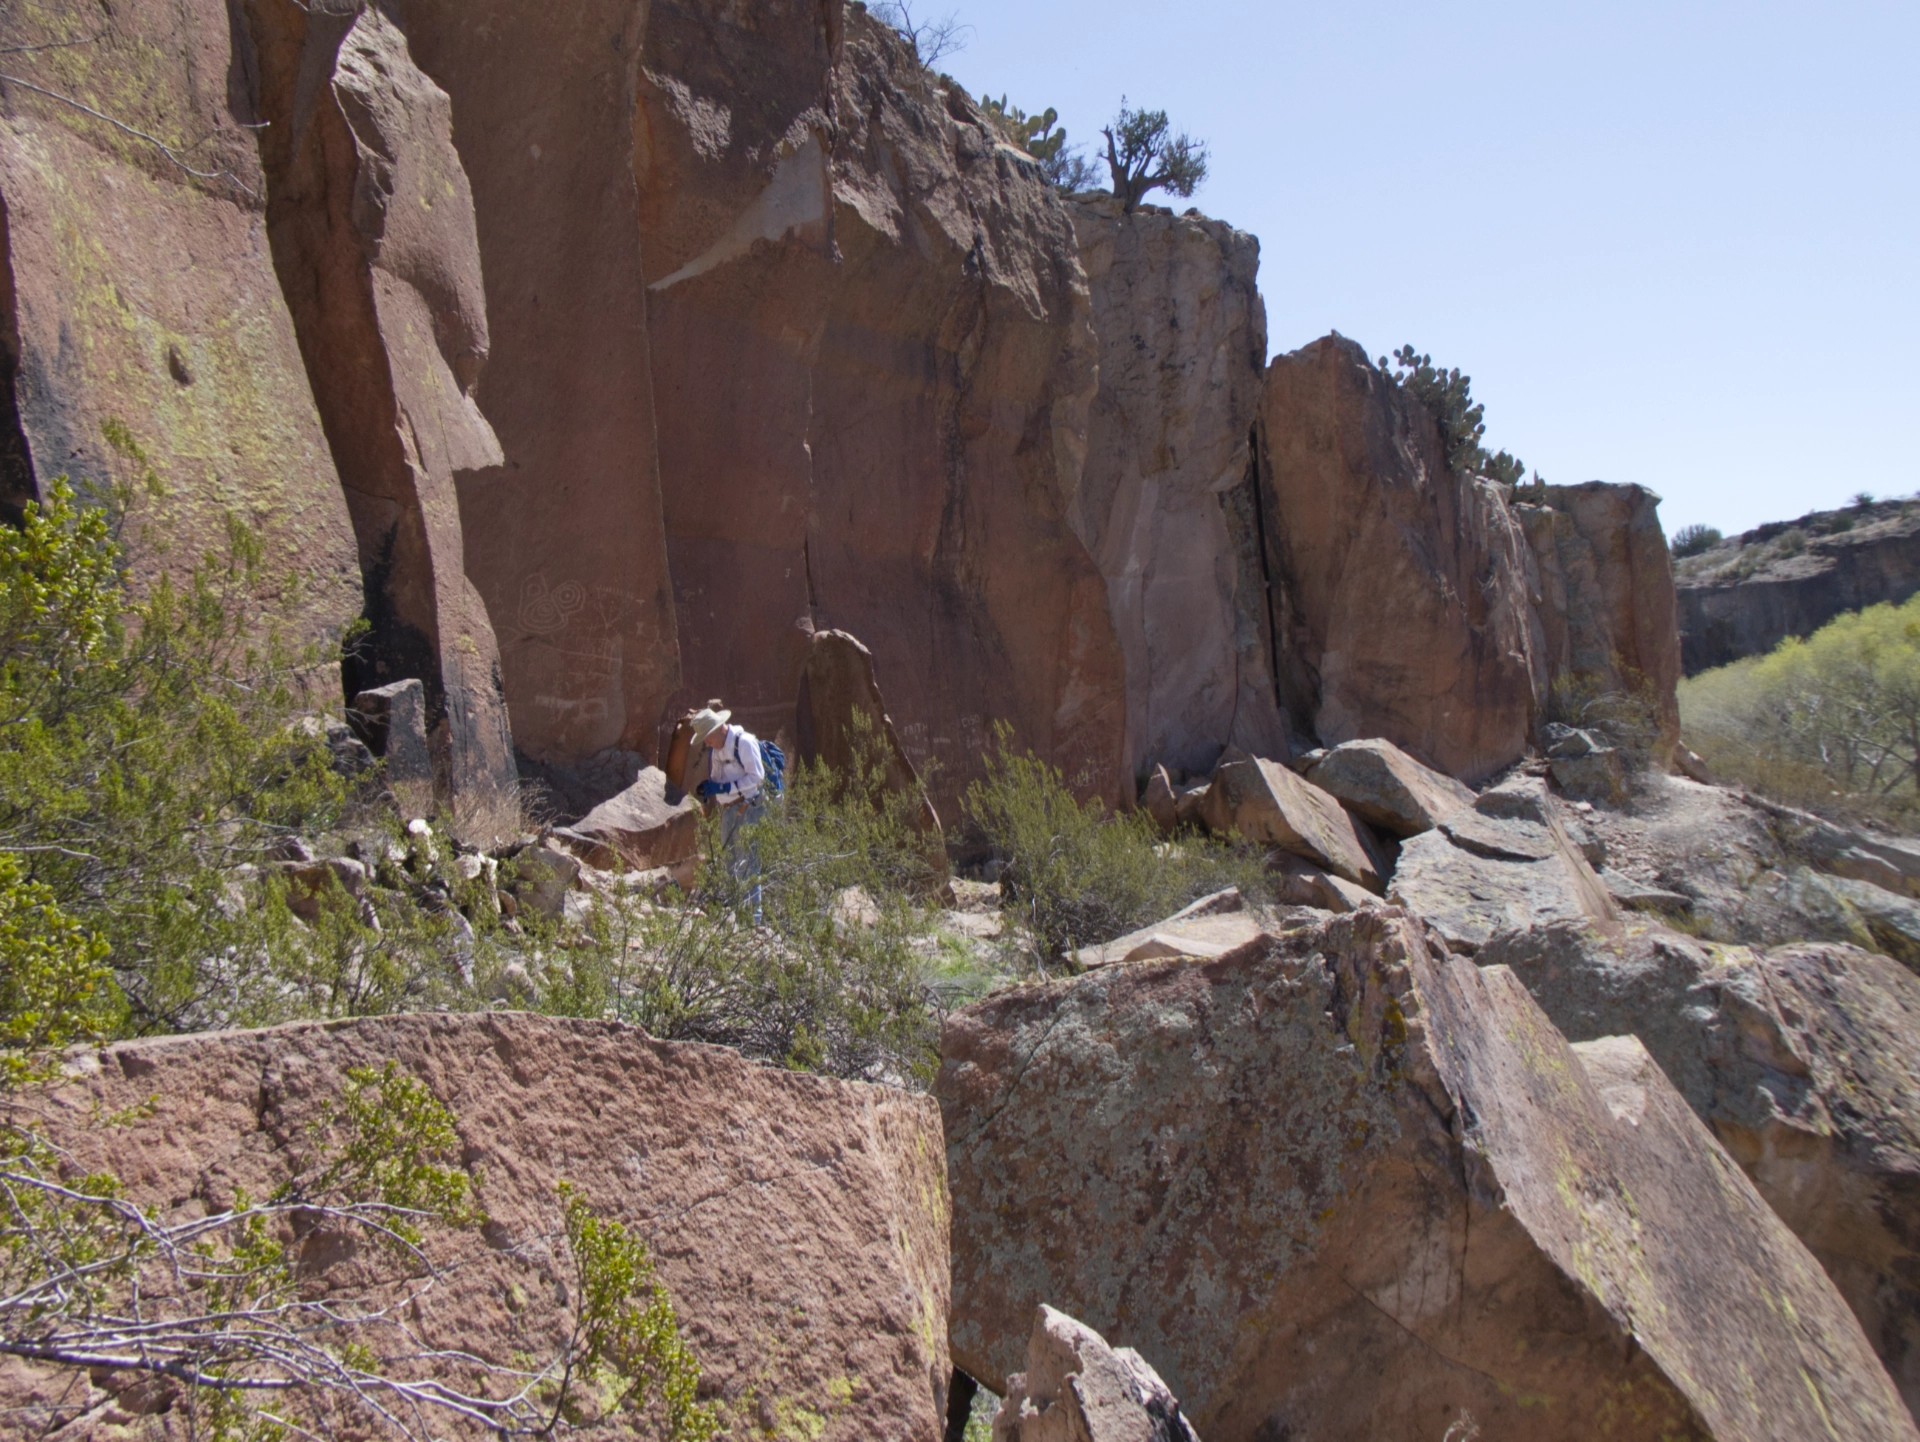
xmin=1304 ymin=737 xmax=1474 ymax=837
xmin=993 ymin=1306 xmax=1199 ymax=1442
xmin=548 ymin=766 xmax=701 ymax=873
xmin=1073 ymin=889 xmax=1270 ymax=968
xmin=18 ymin=1014 xmax=949 ymax=1439
xmin=1198 ymin=751 xmax=1381 ymax=890
xmin=941 ymin=909 xmax=1911 ymax=1441
xmin=1480 ymin=920 xmax=1920 ymax=1418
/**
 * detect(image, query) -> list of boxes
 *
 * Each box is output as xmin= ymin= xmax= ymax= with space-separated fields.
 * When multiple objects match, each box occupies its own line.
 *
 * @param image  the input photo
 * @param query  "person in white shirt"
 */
xmin=688 ymin=704 xmax=766 ymax=916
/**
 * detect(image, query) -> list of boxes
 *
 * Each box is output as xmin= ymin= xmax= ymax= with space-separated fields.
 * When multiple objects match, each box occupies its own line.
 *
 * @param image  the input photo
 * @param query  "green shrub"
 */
xmin=1671 ymin=523 xmax=1722 ymax=557
xmin=964 ymin=727 xmax=1267 ymax=968
xmin=1380 ymin=346 xmax=1529 ymax=485
xmin=1776 ymin=526 xmax=1808 ymax=557
xmin=1680 ymin=594 xmax=1920 ymax=823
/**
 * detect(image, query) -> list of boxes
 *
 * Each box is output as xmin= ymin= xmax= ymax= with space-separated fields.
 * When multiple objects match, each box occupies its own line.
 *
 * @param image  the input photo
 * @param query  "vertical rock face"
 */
xmin=637 ymin=2 xmax=1123 ymax=808
xmin=243 ymin=0 xmax=516 ymax=811
xmin=24 ymin=1013 xmax=952 ymax=1439
xmin=1519 ymin=480 xmax=1683 ymax=750
xmin=1068 ymin=195 xmax=1285 ymax=778
xmin=388 ymin=0 xmax=682 ymax=772
xmin=1254 ymin=334 xmax=1544 ymax=784
xmin=941 ymin=910 xmax=1912 ymax=1441
xmin=0 ymin=0 xmax=360 ymax=644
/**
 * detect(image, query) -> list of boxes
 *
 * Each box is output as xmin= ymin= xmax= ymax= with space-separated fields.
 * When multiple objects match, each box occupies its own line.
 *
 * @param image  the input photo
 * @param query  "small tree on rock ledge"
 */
xmin=1100 ymin=101 xmax=1209 ymax=212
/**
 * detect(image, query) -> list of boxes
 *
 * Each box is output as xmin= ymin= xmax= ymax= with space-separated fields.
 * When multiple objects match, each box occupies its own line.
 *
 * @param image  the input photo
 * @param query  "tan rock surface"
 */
xmin=1197 ymin=751 xmax=1381 ymax=889
xmin=993 ymin=1306 xmax=1199 ymax=1442
xmin=0 ymin=0 xmax=360 ymax=646
xmin=941 ymin=909 xmax=1914 ymax=1441
xmin=21 ymin=1013 xmax=951 ymax=1438
xmin=1482 ymin=920 xmax=1920 ymax=1416
xmin=1068 ymin=195 xmax=1286 ymax=779
xmin=244 ymin=0 xmax=517 ymax=808
xmin=1303 ymin=736 xmax=1475 ymax=837
xmin=1072 ymin=888 xmax=1271 ymax=968
xmin=1254 ymin=335 xmax=1544 ymax=784
xmin=550 ymin=766 xmax=701 ymax=873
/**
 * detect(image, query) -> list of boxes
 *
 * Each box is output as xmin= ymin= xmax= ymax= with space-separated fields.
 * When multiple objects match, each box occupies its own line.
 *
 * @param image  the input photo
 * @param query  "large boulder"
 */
xmin=1253 ymin=336 xmax=1545 ymax=784
xmin=1067 ymin=195 xmax=1286 ymax=779
xmin=797 ymin=628 xmax=941 ymax=832
xmin=0 ymin=0 xmax=360 ymax=644
xmin=1481 ymin=921 xmax=1920 ymax=1417
xmin=1303 ymin=737 xmax=1475 ymax=837
xmin=992 ymin=1306 xmax=1199 ymax=1442
xmin=243 ymin=0 xmax=519 ymax=813
xmin=1197 ymin=751 xmax=1382 ymax=890
xmin=940 ymin=909 xmax=1913 ymax=1441
xmin=17 ymin=1013 xmax=951 ymax=1438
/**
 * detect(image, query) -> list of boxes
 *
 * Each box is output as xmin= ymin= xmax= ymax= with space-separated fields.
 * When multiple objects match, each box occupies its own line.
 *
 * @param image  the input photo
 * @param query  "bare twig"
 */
xmin=0 ymin=72 xmax=256 ymax=199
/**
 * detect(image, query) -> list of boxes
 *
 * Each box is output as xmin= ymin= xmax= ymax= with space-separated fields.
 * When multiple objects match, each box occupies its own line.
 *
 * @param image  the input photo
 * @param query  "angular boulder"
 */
xmin=797 ymin=628 xmax=941 ymax=833
xmin=1303 ymin=737 xmax=1475 ymax=837
xmin=1072 ymin=888 xmax=1271 ymax=969
xmin=21 ymin=1014 xmax=950 ymax=1439
xmin=1198 ymin=751 xmax=1381 ymax=890
xmin=1068 ymin=194 xmax=1286 ymax=779
xmin=941 ymin=909 xmax=1913 ymax=1441
xmin=1254 ymin=336 xmax=1545 ymax=784
xmin=1481 ymin=921 xmax=1920 ymax=1417
xmin=549 ymin=767 xmax=700 ymax=873
xmin=993 ymin=1306 xmax=1199 ymax=1442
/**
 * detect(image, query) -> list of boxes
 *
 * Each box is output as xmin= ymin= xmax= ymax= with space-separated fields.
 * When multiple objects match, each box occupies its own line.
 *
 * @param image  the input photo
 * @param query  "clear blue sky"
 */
xmin=931 ymin=0 xmax=1919 ymax=537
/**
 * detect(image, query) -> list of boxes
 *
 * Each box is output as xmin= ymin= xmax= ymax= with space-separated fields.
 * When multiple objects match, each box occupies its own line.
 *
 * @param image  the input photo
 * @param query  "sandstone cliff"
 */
xmin=1677 ymin=499 xmax=1920 ymax=673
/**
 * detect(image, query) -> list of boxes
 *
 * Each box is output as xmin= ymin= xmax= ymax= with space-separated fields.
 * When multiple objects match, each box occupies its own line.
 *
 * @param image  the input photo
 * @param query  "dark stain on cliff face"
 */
xmin=0 ymin=190 xmax=37 ymax=525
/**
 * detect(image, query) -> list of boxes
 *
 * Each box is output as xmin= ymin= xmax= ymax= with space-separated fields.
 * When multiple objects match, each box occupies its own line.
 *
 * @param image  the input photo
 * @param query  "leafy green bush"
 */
xmin=1671 ymin=523 xmax=1722 ymax=557
xmin=964 ymin=728 xmax=1267 ymax=968
xmin=1776 ymin=526 xmax=1808 ymax=557
xmin=1380 ymin=346 xmax=1532 ymax=486
xmin=1099 ymin=101 xmax=1209 ymax=211
xmin=1680 ymin=594 xmax=1920 ymax=822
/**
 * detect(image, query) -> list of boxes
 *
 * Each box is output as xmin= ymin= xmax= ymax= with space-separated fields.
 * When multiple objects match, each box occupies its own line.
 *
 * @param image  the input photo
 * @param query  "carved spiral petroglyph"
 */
xmin=518 ymin=574 xmax=587 ymax=635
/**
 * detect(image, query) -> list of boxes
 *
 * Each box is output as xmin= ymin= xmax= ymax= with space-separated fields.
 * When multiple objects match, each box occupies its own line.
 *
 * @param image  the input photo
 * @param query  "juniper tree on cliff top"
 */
xmin=1100 ymin=102 xmax=1209 ymax=212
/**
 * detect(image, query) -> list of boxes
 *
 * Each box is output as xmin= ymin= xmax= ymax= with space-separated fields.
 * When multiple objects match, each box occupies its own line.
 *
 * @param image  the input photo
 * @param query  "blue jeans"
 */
xmin=719 ymin=795 xmax=765 ymax=917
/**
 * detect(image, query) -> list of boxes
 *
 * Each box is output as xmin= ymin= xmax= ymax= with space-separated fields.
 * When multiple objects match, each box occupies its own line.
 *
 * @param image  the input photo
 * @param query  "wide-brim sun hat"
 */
xmin=688 ymin=704 xmax=731 ymax=747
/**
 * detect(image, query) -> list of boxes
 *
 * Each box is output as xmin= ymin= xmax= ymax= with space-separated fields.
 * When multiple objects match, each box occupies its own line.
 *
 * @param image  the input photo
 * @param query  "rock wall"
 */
xmin=243 ymin=0 xmax=517 ymax=807
xmin=636 ymin=2 xmax=1121 ymax=807
xmin=0 ymin=0 xmax=360 ymax=644
xmin=1677 ymin=505 xmax=1920 ymax=673
xmin=1253 ymin=334 xmax=1545 ymax=783
xmin=1519 ymin=480 xmax=1682 ymax=750
xmin=22 ymin=1012 xmax=952 ymax=1439
xmin=1068 ymin=195 xmax=1286 ymax=779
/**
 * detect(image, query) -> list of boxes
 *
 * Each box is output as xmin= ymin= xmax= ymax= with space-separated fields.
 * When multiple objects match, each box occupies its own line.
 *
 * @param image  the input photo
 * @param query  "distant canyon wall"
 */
xmin=0 ymin=0 xmax=1681 ymax=810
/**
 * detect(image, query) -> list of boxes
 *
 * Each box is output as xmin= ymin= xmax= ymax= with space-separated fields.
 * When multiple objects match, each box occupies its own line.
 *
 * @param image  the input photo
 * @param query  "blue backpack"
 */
xmin=758 ymin=738 xmax=786 ymax=797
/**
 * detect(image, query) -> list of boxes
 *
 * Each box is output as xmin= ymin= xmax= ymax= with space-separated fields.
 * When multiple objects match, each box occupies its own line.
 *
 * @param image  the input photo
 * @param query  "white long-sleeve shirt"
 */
xmin=707 ymin=725 xmax=765 ymax=804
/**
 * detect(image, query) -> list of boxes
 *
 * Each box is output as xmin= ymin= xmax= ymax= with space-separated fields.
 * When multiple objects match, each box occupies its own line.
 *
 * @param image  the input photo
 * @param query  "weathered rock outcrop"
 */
xmin=22 ymin=1013 xmax=951 ymax=1438
xmin=1198 ymin=750 xmax=1382 ymax=889
xmin=1518 ymin=480 xmax=1683 ymax=752
xmin=1068 ymin=195 xmax=1285 ymax=779
xmin=1303 ymin=736 xmax=1475 ymax=837
xmin=1678 ymin=501 xmax=1920 ymax=673
xmin=0 ymin=0 xmax=360 ymax=642
xmin=635 ymin=4 xmax=1120 ymax=808
xmin=1253 ymin=335 xmax=1544 ymax=783
xmin=798 ymin=628 xmax=940 ymax=831
xmin=244 ymin=0 xmax=518 ymax=811
xmin=992 ymin=1307 xmax=1199 ymax=1442
xmin=549 ymin=765 xmax=700 ymax=873
xmin=1481 ymin=922 xmax=1920 ymax=1418
xmin=941 ymin=909 xmax=1914 ymax=1441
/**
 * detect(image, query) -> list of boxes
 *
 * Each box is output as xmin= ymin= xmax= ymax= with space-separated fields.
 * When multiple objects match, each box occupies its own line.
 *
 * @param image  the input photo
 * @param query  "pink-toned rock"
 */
xmin=941 ymin=909 xmax=1915 ymax=1441
xmin=798 ymin=629 xmax=941 ymax=832
xmin=550 ymin=766 xmax=700 ymax=873
xmin=1254 ymin=335 xmax=1544 ymax=784
xmin=993 ymin=1306 xmax=1199 ymax=1442
xmin=243 ymin=1 xmax=517 ymax=811
xmin=0 ymin=0 xmax=360 ymax=647
xmin=15 ymin=1013 xmax=950 ymax=1439
xmin=1304 ymin=736 xmax=1476 ymax=837
xmin=1069 ymin=195 xmax=1286 ymax=779
xmin=1197 ymin=750 xmax=1382 ymax=890
xmin=1518 ymin=480 xmax=1683 ymax=759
